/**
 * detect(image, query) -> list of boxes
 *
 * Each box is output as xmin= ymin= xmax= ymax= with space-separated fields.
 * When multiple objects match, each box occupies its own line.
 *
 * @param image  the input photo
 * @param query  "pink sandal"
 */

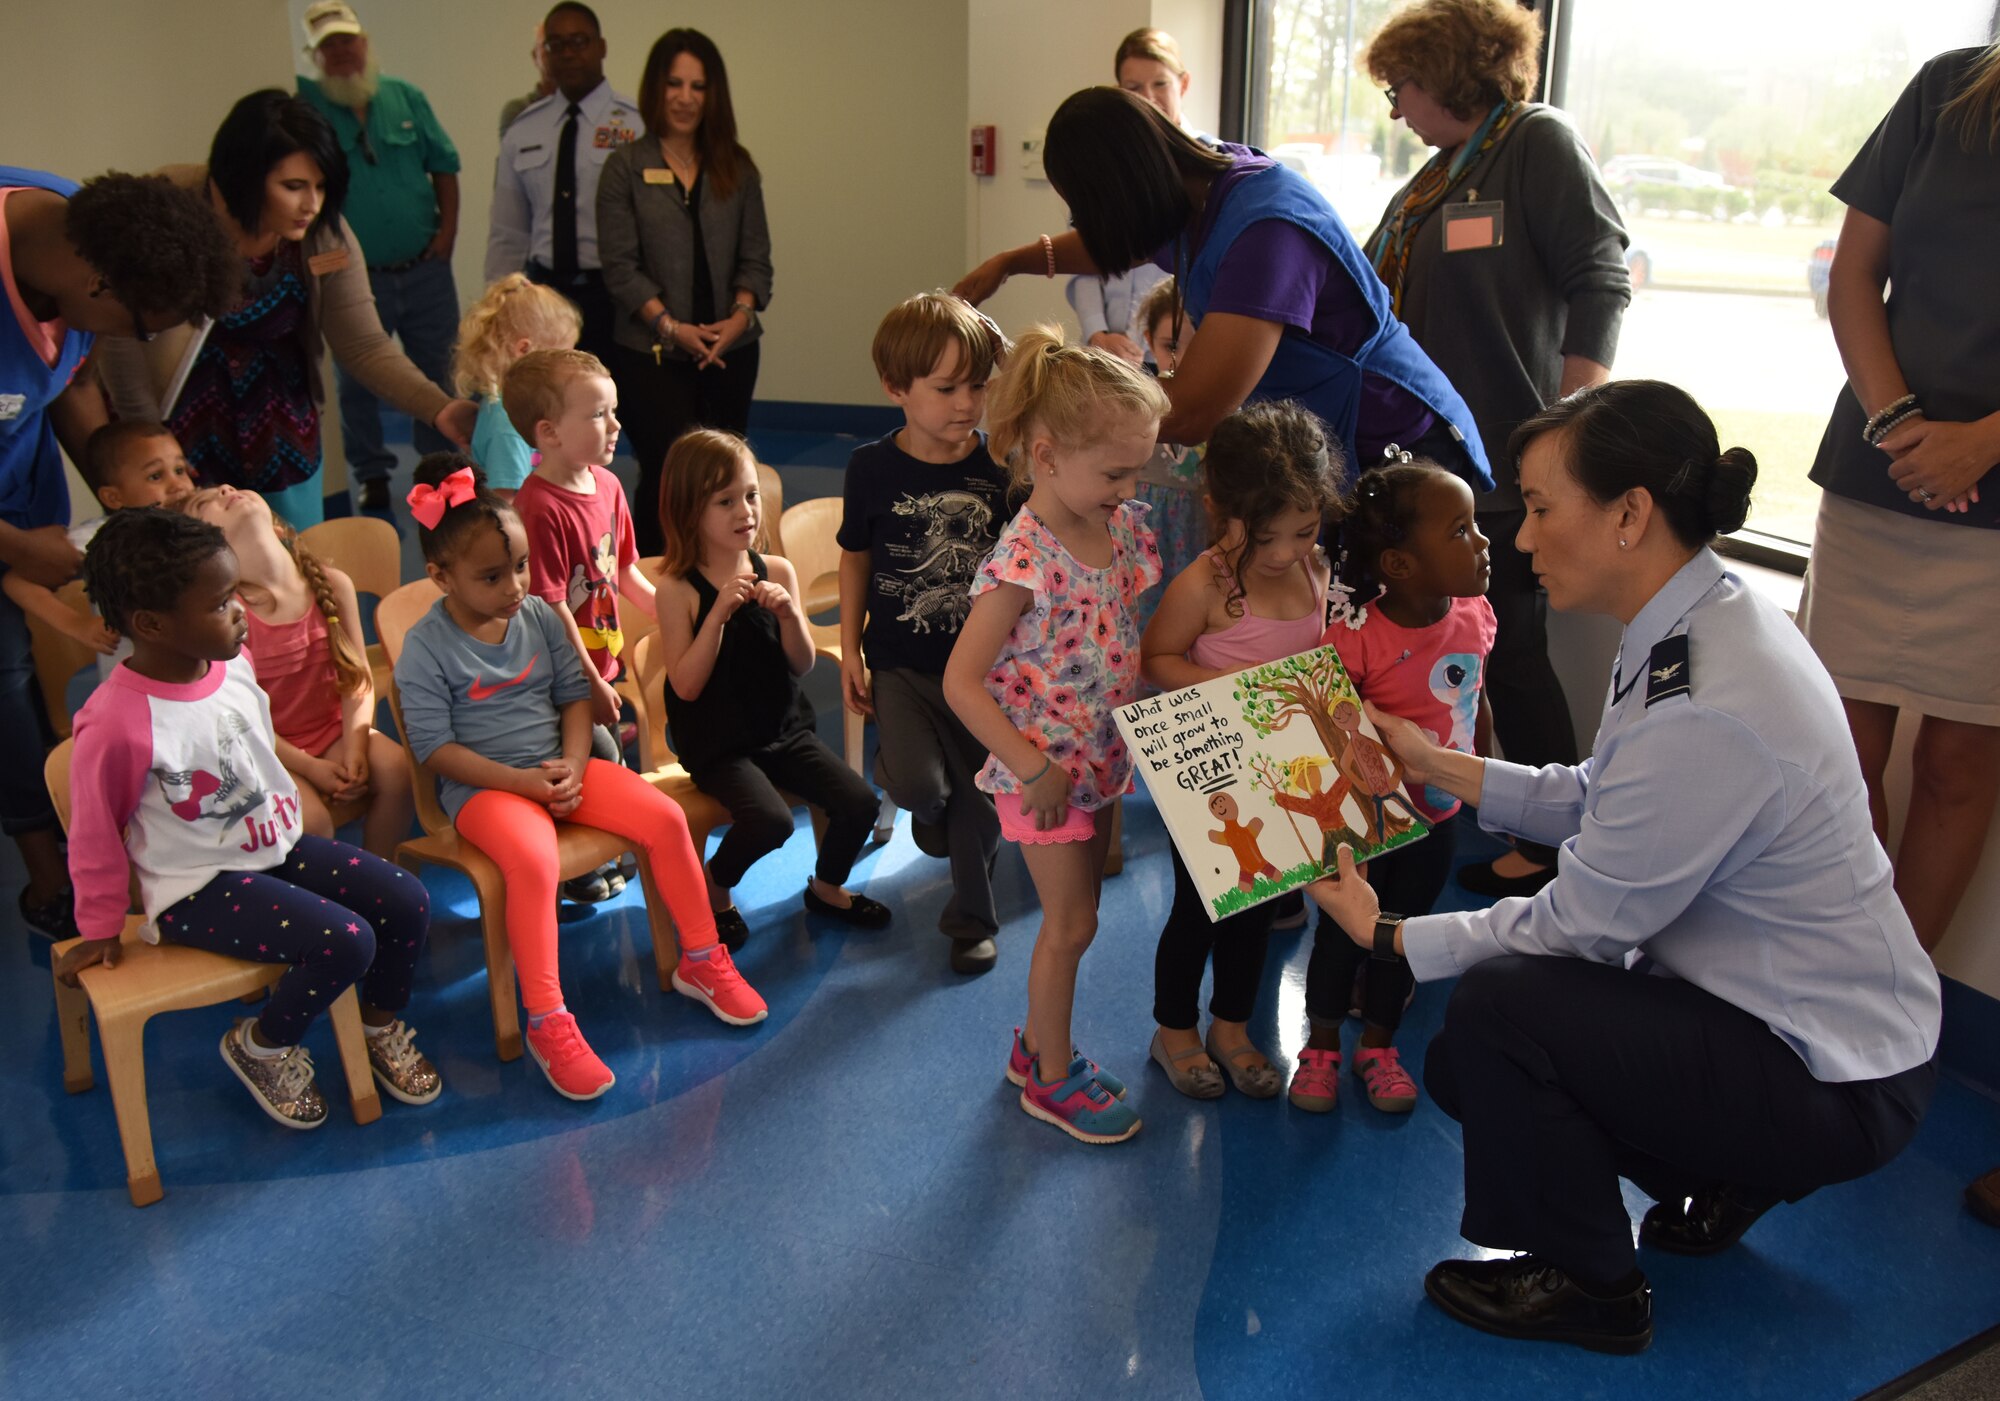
xmin=1352 ymin=1045 xmax=1418 ymax=1113
xmin=1288 ymin=1047 xmax=1341 ymax=1113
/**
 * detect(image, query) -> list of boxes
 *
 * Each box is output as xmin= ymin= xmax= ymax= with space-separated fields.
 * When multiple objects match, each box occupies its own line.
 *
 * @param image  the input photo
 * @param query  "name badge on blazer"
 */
xmin=307 ymin=248 xmax=351 ymax=275
xmin=643 ymin=168 xmax=676 ymax=186
xmin=1443 ymin=199 xmax=1504 ymax=252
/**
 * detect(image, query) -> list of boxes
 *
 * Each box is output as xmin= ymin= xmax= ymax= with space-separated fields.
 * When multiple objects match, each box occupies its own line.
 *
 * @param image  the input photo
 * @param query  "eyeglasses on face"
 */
xmin=1382 ymin=82 xmax=1403 ymax=108
xmin=542 ymin=33 xmax=596 ymax=55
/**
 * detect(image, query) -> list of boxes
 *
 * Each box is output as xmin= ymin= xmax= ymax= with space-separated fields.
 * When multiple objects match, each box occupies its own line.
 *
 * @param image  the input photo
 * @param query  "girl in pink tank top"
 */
xmin=1138 ymin=402 xmax=1352 ymax=1101
xmin=186 ymin=487 xmax=415 ymax=859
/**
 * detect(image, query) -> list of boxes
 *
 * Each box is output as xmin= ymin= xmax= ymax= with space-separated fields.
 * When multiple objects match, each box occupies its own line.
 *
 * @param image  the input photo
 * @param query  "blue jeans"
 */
xmin=0 ymin=582 xmax=57 ymax=837
xmin=334 ymin=257 xmax=459 ymax=484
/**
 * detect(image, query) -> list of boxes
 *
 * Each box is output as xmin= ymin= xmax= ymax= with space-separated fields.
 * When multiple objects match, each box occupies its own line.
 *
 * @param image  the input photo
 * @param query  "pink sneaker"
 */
xmin=1353 ymin=1045 xmax=1418 ymax=1113
xmin=1288 ymin=1047 xmax=1341 ymax=1113
xmin=672 ymin=944 xmax=769 ymax=1026
xmin=524 ymin=1011 xmax=615 ymax=1101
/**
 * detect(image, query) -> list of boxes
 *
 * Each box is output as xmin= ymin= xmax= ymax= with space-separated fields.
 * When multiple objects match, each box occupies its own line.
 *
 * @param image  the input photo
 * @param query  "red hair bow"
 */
xmin=406 ymin=467 xmax=478 ymax=529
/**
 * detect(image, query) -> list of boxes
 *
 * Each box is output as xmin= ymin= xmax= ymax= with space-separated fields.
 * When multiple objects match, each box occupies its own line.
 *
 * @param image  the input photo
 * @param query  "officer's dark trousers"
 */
xmin=1424 ymin=955 xmax=1936 ymax=1281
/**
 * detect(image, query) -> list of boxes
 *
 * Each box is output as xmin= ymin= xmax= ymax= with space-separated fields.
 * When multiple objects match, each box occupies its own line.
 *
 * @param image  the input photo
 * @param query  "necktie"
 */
xmin=553 ymin=102 xmax=581 ymax=279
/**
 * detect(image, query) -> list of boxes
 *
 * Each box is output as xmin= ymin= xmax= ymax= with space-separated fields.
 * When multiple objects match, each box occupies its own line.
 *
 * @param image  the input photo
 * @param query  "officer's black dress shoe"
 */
xmin=357 ymin=478 xmax=391 ymax=512
xmin=1456 ymin=859 xmax=1557 ymax=899
xmin=1639 ymin=1186 xmax=1774 ymax=1255
xmin=1423 ymin=1256 xmax=1652 ymax=1355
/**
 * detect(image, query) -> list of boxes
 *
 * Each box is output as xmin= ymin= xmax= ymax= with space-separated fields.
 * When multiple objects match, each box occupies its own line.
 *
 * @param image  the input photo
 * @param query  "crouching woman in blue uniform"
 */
xmin=1311 ymin=379 xmax=1941 ymax=1355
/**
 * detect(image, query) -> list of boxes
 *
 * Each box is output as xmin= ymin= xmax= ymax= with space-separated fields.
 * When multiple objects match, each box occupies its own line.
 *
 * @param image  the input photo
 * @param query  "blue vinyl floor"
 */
xmin=3 ymin=429 xmax=1998 ymax=1399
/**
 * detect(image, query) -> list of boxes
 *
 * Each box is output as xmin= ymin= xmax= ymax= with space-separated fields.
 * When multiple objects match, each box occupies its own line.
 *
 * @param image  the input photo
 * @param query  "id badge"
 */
xmin=643 ymin=167 xmax=675 ymax=186
xmin=1442 ymin=200 xmax=1504 ymax=252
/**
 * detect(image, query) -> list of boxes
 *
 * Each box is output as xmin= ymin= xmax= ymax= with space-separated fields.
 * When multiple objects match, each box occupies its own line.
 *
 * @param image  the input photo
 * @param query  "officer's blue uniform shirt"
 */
xmin=484 ymin=79 xmax=637 ymax=283
xmin=1403 ymin=548 xmax=1941 ymax=1085
xmin=0 ymin=166 xmax=88 ymax=533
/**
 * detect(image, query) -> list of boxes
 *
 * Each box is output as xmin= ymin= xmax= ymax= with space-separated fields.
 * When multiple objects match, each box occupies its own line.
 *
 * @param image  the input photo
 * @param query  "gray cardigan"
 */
xmin=1368 ymin=105 xmax=1630 ymax=503
xmin=596 ymin=139 xmax=773 ymax=359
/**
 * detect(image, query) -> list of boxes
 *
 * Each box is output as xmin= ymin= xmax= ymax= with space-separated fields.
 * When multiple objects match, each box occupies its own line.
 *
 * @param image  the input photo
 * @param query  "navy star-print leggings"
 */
xmin=155 ymin=835 xmax=430 ymax=1047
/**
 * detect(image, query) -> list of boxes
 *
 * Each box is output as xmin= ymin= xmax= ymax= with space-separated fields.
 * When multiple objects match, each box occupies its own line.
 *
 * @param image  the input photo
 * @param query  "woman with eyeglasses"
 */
xmin=597 ymin=27 xmax=772 ymax=557
xmin=953 ymin=88 xmax=1492 ymax=497
xmin=96 ymin=90 xmax=476 ymax=528
xmin=1359 ymin=0 xmax=1632 ymax=903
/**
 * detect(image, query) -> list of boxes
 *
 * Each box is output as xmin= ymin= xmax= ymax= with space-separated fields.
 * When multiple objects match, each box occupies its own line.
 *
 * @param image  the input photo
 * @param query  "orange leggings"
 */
xmin=456 ymin=759 xmax=717 ymax=1017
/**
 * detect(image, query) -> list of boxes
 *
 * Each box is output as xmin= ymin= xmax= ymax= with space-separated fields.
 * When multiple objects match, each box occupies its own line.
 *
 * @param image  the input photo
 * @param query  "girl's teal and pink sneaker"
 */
xmin=1004 ymin=1026 xmax=1127 ymax=1100
xmin=1019 ymin=1054 xmax=1142 ymax=1144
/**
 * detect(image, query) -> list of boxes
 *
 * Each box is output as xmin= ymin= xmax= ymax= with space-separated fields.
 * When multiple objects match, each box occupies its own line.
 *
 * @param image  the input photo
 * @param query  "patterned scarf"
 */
xmin=1367 ymin=100 xmax=1522 ymax=315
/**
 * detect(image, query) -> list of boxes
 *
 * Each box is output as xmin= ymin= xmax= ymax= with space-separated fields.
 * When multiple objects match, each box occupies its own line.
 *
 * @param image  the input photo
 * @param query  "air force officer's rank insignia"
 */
xmin=1645 ymin=634 xmax=1691 ymax=707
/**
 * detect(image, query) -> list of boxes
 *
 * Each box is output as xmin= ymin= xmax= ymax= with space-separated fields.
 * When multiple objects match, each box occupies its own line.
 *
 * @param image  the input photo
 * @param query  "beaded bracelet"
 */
xmin=1039 ymin=233 xmax=1056 ymax=278
xmin=1865 ymin=404 xmax=1922 ymax=448
xmin=1862 ymin=393 xmax=1918 ymax=444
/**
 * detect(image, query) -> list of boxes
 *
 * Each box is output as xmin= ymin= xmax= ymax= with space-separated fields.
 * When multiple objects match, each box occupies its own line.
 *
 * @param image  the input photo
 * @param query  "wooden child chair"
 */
xmin=43 ymin=740 xmax=382 ymax=1208
xmin=373 ymin=578 xmax=683 ymax=1062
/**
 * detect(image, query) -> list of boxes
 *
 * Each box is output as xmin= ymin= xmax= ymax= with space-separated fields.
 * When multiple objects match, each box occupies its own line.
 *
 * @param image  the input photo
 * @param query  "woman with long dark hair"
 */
xmin=598 ymin=28 xmax=772 ymax=555
xmin=97 ymin=90 xmax=474 ymax=527
xmin=954 ymin=87 xmax=1490 ymax=493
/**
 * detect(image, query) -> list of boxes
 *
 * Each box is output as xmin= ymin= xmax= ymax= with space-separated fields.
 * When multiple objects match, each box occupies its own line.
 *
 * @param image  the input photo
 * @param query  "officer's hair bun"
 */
xmin=1705 ymin=447 xmax=1757 ymax=536
xmin=1507 ymin=380 xmax=1751 ymax=550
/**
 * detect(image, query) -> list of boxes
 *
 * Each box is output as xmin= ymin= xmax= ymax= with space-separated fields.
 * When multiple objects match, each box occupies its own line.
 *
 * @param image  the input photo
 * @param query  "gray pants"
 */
xmin=871 ymin=668 xmax=999 ymax=941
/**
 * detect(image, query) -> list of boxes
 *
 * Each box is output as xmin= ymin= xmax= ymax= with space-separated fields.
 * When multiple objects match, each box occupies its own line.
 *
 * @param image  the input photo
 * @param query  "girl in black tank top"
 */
xmin=656 ymin=432 xmax=890 ymax=945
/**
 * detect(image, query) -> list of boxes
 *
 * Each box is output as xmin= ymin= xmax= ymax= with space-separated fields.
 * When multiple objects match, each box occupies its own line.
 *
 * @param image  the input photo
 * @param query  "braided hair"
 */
xmin=271 ymin=515 xmax=371 ymax=697
xmin=82 ymin=507 xmax=230 ymax=638
xmin=410 ymin=452 xmax=518 ymax=567
xmin=1330 ymin=459 xmax=1452 ymax=628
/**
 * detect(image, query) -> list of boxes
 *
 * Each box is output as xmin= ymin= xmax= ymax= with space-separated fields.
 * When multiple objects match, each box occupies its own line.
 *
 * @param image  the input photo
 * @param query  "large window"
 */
xmin=1247 ymin=0 xmax=1997 ymax=554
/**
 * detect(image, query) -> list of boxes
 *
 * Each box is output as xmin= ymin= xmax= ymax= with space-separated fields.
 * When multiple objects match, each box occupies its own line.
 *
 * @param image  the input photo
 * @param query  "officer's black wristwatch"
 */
xmin=1372 ymin=913 xmax=1404 ymax=960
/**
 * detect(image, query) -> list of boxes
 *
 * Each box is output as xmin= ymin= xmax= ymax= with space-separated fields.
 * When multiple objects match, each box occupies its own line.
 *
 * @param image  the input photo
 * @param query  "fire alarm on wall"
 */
xmin=970 ymin=125 xmax=996 ymax=176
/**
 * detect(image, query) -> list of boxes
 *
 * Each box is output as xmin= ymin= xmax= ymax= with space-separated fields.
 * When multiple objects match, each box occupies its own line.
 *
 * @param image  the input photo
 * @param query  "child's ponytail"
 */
xmin=1331 ymin=460 xmax=1444 ymax=628
xmin=410 ymin=451 xmax=515 ymax=566
xmin=453 ymin=273 xmax=583 ymax=399
xmin=272 ymin=517 xmax=372 ymax=697
xmin=985 ymin=323 xmax=1169 ymax=486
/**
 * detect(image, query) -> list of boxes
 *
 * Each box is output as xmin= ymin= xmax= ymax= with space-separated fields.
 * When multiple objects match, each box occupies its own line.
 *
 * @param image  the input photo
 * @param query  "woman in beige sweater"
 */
xmin=96 ymin=91 xmax=473 ymax=527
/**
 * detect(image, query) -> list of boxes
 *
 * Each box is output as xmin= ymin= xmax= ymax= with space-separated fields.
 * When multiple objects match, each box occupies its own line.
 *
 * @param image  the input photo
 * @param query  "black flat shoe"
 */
xmin=1967 ymin=1168 xmax=2000 ymax=1229
xmin=802 ymin=886 xmax=892 ymax=929
xmin=1424 ymin=1256 xmax=1652 ymax=1355
xmin=357 ymin=478 xmax=390 ymax=512
xmin=948 ymin=936 xmax=997 ymax=974
xmin=713 ymin=907 xmax=750 ymax=953
xmin=18 ymin=885 xmax=77 ymax=941
xmin=1456 ymin=859 xmax=1557 ymax=899
xmin=1640 ymin=1186 xmax=1775 ymax=1255
xmin=560 ymin=870 xmax=612 ymax=904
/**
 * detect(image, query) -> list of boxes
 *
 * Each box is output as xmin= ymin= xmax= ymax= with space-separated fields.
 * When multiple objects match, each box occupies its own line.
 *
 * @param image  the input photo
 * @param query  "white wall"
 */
xmin=961 ymin=1 xmax=1226 ymax=342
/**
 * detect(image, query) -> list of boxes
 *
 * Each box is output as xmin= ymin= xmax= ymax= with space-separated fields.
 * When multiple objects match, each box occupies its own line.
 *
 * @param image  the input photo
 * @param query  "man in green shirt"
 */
xmin=297 ymin=0 xmax=461 ymax=513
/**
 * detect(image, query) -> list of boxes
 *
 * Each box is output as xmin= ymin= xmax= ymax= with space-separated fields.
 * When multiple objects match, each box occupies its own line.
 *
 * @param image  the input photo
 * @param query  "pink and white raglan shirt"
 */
xmin=67 ymin=657 xmax=305 ymax=942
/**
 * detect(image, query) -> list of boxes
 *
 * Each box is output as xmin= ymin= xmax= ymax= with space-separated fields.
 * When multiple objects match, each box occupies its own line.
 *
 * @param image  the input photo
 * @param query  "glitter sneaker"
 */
xmin=221 ymin=1020 xmax=328 ymax=1130
xmin=365 ymin=1019 xmax=442 ymax=1105
xmin=671 ymin=944 xmax=768 ymax=1026
xmin=1019 ymin=1055 xmax=1142 ymax=1145
xmin=524 ymin=1010 xmax=615 ymax=1100
xmin=1003 ymin=1026 xmax=1126 ymax=1099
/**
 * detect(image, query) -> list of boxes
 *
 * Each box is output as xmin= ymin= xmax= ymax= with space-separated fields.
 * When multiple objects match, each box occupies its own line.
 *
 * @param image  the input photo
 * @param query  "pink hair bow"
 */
xmin=406 ymin=467 xmax=478 ymax=529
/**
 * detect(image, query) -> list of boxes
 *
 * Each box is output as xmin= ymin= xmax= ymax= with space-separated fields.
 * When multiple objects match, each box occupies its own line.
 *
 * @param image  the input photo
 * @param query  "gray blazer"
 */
xmin=596 ymin=138 xmax=773 ymax=359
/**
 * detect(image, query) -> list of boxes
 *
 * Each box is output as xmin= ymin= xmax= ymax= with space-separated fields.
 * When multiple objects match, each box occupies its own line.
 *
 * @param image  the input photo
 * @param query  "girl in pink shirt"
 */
xmin=185 ymin=486 xmax=414 ymax=860
xmin=1140 ymin=402 xmax=1348 ymax=1102
xmin=54 ymin=508 xmax=438 ymax=1130
xmin=1294 ymin=458 xmax=1496 ymax=1116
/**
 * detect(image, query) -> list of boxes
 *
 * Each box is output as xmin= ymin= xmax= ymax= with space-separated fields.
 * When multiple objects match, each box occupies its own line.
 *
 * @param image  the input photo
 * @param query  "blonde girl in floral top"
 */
xmin=944 ymin=325 xmax=1167 ymax=1146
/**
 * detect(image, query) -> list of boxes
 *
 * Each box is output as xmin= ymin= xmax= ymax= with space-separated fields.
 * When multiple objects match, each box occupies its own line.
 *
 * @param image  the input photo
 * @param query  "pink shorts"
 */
xmin=998 ymin=798 xmax=1100 ymax=845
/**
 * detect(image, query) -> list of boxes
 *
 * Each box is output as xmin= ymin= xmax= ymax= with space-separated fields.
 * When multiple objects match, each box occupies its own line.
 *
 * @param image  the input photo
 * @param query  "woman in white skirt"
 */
xmin=1798 ymin=42 xmax=2000 ymax=1227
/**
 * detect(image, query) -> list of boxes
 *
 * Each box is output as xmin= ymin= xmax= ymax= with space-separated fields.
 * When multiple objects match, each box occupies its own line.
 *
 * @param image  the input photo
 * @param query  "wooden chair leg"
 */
xmin=1102 ymin=797 xmax=1125 ymax=877
xmin=842 ymin=705 xmax=865 ymax=775
xmin=52 ymin=967 xmax=94 ymax=1094
xmin=327 ymin=986 xmax=382 ymax=1125
xmin=874 ymin=796 xmax=898 ymax=844
xmin=97 ymin=1011 xmax=163 ymax=1208
xmin=476 ymin=888 xmax=523 ymax=1062
xmin=632 ymin=852 xmax=680 ymax=992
